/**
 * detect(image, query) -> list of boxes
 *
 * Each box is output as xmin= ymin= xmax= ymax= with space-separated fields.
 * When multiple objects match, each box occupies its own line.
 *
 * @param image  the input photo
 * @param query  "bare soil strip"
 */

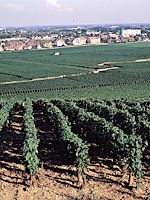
xmin=0 ymin=58 xmax=150 ymax=85
xmin=97 ymin=58 xmax=150 ymax=66
xmin=0 ymin=73 xmax=88 ymax=85
xmin=92 ymin=67 xmax=118 ymax=74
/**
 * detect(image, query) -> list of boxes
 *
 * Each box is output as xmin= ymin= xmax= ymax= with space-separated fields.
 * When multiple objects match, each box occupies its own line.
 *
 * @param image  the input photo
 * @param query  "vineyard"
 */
xmin=0 ymin=42 xmax=150 ymax=100
xmin=0 ymin=98 xmax=149 ymax=199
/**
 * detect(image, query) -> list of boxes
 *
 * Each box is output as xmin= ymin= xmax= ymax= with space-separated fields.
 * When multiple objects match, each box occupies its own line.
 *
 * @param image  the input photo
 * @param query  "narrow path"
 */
xmin=92 ymin=67 xmax=118 ymax=74
xmin=0 ymin=73 xmax=88 ymax=85
xmin=97 ymin=58 xmax=150 ymax=66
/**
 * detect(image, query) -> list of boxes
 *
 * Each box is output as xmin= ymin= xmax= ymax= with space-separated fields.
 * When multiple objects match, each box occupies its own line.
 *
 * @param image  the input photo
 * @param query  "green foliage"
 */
xmin=22 ymin=99 xmax=39 ymax=175
xmin=0 ymin=100 xmax=15 ymax=132
xmin=44 ymin=100 xmax=90 ymax=174
xmin=54 ymin=100 xmax=149 ymax=179
xmin=75 ymin=99 xmax=149 ymax=180
xmin=0 ymin=42 xmax=150 ymax=100
xmin=0 ymin=97 xmax=149 ymax=184
xmin=125 ymin=134 xmax=147 ymax=179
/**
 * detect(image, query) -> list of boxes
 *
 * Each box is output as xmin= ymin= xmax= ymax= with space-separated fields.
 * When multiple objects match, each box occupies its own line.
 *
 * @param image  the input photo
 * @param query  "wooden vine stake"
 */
xmin=128 ymin=172 xmax=134 ymax=187
xmin=77 ymin=166 xmax=89 ymax=200
xmin=77 ymin=166 xmax=83 ymax=186
xmin=30 ymin=173 xmax=37 ymax=187
xmin=83 ymin=174 xmax=89 ymax=200
xmin=121 ymin=164 xmax=127 ymax=182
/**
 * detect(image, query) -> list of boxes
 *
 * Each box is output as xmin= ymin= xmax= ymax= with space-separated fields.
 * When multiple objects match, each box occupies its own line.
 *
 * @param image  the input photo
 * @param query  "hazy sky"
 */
xmin=0 ymin=0 xmax=150 ymax=27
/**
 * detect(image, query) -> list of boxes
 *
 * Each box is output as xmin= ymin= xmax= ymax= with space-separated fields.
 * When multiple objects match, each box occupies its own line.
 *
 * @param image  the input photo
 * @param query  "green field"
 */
xmin=0 ymin=42 xmax=150 ymax=99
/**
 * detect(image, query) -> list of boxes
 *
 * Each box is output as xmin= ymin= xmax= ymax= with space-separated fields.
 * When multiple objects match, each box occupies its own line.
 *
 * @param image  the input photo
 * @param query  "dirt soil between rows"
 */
xmin=0 ymin=162 xmax=150 ymax=200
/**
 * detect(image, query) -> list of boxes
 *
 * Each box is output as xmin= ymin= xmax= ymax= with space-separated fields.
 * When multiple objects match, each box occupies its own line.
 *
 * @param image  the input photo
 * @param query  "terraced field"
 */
xmin=0 ymin=42 xmax=150 ymax=99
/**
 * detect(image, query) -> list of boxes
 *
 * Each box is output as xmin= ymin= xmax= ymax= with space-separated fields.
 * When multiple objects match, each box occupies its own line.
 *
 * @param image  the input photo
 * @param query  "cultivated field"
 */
xmin=0 ymin=42 xmax=150 ymax=99
xmin=0 ymin=98 xmax=150 ymax=199
xmin=0 ymin=42 xmax=150 ymax=200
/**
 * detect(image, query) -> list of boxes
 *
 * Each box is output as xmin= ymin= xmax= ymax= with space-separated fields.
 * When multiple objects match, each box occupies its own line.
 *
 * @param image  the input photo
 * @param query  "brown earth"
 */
xmin=0 ymin=161 xmax=150 ymax=200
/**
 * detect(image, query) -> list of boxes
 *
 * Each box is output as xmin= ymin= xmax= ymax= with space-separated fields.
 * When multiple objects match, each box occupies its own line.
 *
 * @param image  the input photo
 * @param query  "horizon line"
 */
xmin=1 ymin=22 xmax=150 ymax=29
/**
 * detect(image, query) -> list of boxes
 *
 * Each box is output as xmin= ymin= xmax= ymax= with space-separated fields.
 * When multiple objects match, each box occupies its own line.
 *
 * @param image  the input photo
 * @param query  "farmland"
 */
xmin=0 ymin=42 xmax=150 ymax=200
xmin=0 ymin=98 xmax=150 ymax=199
xmin=0 ymin=42 xmax=150 ymax=99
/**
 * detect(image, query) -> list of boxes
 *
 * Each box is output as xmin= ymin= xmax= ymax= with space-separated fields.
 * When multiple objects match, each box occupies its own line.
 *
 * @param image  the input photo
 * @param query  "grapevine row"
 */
xmin=1 ymin=79 xmax=150 ymax=97
xmin=53 ymin=100 xmax=147 ymax=186
xmin=43 ymin=100 xmax=90 ymax=185
xmin=22 ymin=99 xmax=40 ymax=177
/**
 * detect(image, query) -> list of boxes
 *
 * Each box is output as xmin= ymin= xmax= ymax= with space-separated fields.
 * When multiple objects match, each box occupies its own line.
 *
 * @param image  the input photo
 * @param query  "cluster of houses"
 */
xmin=0 ymin=28 xmax=150 ymax=52
xmin=0 ymin=35 xmax=102 ymax=52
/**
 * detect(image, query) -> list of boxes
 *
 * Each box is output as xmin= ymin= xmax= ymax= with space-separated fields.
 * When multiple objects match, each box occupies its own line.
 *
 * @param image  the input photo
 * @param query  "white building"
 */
xmin=121 ymin=29 xmax=141 ymax=38
xmin=54 ymin=39 xmax=66 ymax=47
xmin=22 ymin=45 xmax=32 ymax=50
xmin=43 ymin=41 xmax=53 ymax=48
xmin=54 ymin=52 xmax=60 ymax=56
xmin=0 ymin=46 xmax=4 ymax=52
xmin=109 ymin=33 xmax=118 ymax=39
xmin=37 ymin=44 xmax=42 ymax=50
xmin=72 ymin=36 xmax=87 ymax=46
xmin=87 ymin=36 xmax=101 ymax=44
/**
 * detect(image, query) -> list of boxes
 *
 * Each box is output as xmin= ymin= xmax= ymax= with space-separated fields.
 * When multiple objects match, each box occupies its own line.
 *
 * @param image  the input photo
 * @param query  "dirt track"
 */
xmin=97 ymin=58 xmax=150 ymax=66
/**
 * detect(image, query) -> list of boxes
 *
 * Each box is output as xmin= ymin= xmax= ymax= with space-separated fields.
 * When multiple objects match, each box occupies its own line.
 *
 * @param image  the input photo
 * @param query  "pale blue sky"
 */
xmin=0 ymin=0 xmax=150 ymax=26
